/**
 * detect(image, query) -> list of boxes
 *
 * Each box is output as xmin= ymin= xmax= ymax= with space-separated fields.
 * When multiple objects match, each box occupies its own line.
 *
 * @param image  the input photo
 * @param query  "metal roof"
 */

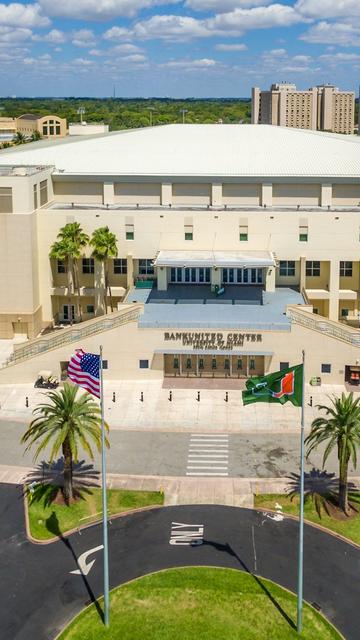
xmin=1 ymin=124 xmax=360 ymax=178
xmin=154 ymin=250 xmax=275 ymax=268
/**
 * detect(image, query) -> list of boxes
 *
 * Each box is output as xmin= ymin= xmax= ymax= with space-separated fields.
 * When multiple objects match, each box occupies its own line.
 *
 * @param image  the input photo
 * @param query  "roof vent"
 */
xmin=12 ymin=166 xmax=27 ymax=176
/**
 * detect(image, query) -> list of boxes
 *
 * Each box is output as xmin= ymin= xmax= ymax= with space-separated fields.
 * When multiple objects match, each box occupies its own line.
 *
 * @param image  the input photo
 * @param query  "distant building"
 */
xmin=68 ymin=122 xmax=109 ymax=136
xmin=252 ymin=83 xmax=355 ymax=134
xmin=16 ymin=114 xmax=67 ymax=138
xmin=0 ymin=117 xmax=16 ymax=139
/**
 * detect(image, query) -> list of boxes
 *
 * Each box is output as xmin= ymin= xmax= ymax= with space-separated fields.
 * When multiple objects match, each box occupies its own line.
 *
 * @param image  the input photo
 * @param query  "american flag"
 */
xmin=68 ymin=349 xmax=101 ymax=398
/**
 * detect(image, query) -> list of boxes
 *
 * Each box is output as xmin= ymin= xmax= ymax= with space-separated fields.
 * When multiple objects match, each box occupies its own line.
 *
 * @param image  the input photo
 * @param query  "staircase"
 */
xmin=288 ymin=305 xmax=360 ymax=346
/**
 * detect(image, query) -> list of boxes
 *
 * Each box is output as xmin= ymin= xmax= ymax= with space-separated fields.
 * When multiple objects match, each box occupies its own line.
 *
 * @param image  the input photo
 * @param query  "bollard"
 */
xmin=140 ymin=391 xmax=144 ymax=402
xmin=112 ymin=391 xmax=116 ymax=403
xmin=197 ymin=391 xmax=200 ymax=402
xmin=309 ymin=395 xmax=313 ymax=407
xmin=225 ymin=391 xmax=228 ymax=403
xmin=25 ymin=396 xmax=29 ymax=408
xmin=169 ymin=390 xmax=172 ymax=402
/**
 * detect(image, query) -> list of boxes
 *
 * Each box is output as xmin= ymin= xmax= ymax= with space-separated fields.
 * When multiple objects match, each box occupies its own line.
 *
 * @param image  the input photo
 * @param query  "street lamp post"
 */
xmin=77 ymin=107 xmax=86 ymax=124
xmin=147 ymin=107 xmax=155 ymax=127
xmin=180 ymin=109 xmax=188 ymax=124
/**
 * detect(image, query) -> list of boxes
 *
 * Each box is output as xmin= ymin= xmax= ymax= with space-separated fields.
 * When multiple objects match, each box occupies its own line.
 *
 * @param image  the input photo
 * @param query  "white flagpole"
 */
xmin=99 ymin=345 xmax=110 ymax=626
xmin=297 ymin=349 xmax=306 ymax=633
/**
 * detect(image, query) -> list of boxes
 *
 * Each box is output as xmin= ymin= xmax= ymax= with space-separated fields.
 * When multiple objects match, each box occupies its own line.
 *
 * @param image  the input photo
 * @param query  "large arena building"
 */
xmin=0 ymin=124 xmax=360 ymax=385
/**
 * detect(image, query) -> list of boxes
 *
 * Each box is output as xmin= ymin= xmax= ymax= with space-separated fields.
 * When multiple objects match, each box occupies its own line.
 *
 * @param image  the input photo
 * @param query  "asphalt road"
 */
xmin=1 ymin=484 xmax=359 ymax=640
xmin=0 ymin=420 xmax=357 ymax=479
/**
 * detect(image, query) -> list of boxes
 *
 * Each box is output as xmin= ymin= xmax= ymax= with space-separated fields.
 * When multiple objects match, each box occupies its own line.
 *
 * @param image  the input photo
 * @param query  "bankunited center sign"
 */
xmin=164 ymin=332 xmax=262 ymax=350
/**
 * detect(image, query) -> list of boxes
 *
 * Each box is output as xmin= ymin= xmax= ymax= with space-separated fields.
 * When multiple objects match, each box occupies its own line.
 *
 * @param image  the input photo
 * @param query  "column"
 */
xmin=329 ymin=259 xmax=340 ymax=321
xmin=211 ymin=183 xmax=222 ymax=206
xmin=103 ymin=181 xmax=114 ymax=205
xmin=299 ymin=256 xmax=306 ymax=291
xmin=261 ymin=183 xmax=272 ymax=207
xmin=157 ymin=266 xmax=168 ymax=291
xmin=320 ymin=183 xmax=332 ymax=207
xmin=161 ymin=183 xmax=172 ymax=206
xmin=265 ymin=267 xmax=275 ymax=292
xmin=211 ymin=267 xmax=221 ymax=290
xmin=94 ymin=260 xmax=105 ymax=316
xmin=126 ymin=254 xmax=134 ymax=289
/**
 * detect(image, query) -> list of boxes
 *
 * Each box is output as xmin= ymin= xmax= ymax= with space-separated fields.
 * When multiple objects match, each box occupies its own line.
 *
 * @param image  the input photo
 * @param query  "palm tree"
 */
xmin=13 ymin=132 xmax=27 ymax=145
xmin=305 ymin=393 xmax=360 ymax=514
xmin=49 ymin=222 xmax=89 ymax=324
xmin=21 ymin=383 xmax=108 ymax=505
xmin=30 ymin=130 xmax=41 ymax=142
xmin=90 ymin=226 xmax=118 ymax=314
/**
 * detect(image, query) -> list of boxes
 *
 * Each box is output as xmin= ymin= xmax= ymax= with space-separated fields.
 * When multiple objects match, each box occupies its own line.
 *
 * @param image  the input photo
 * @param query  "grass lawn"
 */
xmin=27 ymin=486 xmax=164 ymax=541
xmin=58 ymin=567 xmax=341 ymax=640
xmin=254 ymin=493 xmax=360 ymax=545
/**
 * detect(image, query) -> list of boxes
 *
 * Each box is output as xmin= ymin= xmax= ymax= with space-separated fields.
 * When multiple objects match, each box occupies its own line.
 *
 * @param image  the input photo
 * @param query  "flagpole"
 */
xmin=100 ymin=345 xmax=110 ymax=627
xmin=297 ymin=349 xmax=306 ymax=634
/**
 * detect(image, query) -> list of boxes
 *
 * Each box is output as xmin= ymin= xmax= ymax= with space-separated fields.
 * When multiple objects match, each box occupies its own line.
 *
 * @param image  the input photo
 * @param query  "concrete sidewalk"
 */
xmin=0 ymin=380 xmax=350 ymax=433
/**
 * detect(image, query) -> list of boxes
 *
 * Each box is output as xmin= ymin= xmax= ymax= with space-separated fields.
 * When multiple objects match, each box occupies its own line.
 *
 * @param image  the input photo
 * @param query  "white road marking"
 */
xmin=186 ymin=433 xmax=230 ymax=476
xmin=169 ymin=522 xmax=204 ymax=546
xmin=186 ymin=472 xmax=229 ymax=476
xmin=70 ymin=545 xmax=104 ymax=576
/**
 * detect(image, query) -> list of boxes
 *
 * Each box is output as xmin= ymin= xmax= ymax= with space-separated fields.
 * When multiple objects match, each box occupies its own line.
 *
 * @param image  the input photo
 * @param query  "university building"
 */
xmin=252 ymin=83 xmax=355 ymax=134
xmin=0 ymin=124 xmax=359 ymax=385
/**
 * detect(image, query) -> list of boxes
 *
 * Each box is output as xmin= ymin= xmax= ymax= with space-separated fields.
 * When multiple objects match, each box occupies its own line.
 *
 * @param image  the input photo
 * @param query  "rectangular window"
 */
xmin=86 ymin=305 xmax=95 ymax=314
xmin=39 ymin=180 xmax=48 ymax=206
xmin=102 ymin=360 xmax=108 ymax=370
xmin=341 ymin=308 xmax=349 ymax=317
xmin=33 ymin=184 xmax=38 ymax=210
xmin=237 ymin=358 xmax=243 ymax=370
xmin=279 ymin=261 xmax=295 ymax=277
xmin=239 ymin=220 xmax=248 ymax=242
xmin=0 ymin=187 xmax=13 ymax=213
xmin=249 ymin=358 xmax=255 ymax=370
xmin=57 ymin=259 xmax=66 ymax=274
xmin=82 ymin=258 xmax=94 ymax=274
xmin=299 ymin=223 xmax=308 ymax=242
xmin=42 ymin=126 xmax=47 ymax=135
xmin=280 ymin=362 xmax=289 ymax=370
xmin=114 ymin=258 xmax=127 ymax=274
xmin=139 ymin=359 xmax=149 ymax=369
xmin=125 ymin=224 xmax=134 ymax=240
xmin=306 ymin=261 xmax=321 ymax=277
xmin=321 ymin=363 xmax=331 ymax=374
xmin=138 ymin=259 xmax=154 ymax=275
xmin=299 ymin=232 xmax=308 ymax=242
xmin=56 ymin=125 xmax=61 ymax=135
xmin=239 ymin=233 xmax=248 ymax=241
xmin=184 ymin=224 xmax=193 ymax=241
xmin=340 ymin=261 xmax=352 ymax=277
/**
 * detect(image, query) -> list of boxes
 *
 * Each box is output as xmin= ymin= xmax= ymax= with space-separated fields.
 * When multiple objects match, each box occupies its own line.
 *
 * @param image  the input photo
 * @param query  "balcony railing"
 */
xmin=288 ymin=306 xmax=360 ymax=346
xmin=4 ymin=304 xmax=142 ymax=367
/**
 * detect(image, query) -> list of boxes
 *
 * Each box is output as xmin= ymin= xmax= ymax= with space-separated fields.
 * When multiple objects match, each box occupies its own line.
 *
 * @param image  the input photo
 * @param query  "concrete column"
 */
xmin=161 ymin=183 xmax=172 ymax=206
xmin=300 ymin=256 xmax=306 ymax=291
xmin=103 ymin=181 xmax=114 ymax=205
xmin=126 ymin=254 xmax=134 ymax=289
xmin=261 ymin=183 xmax=272 ymax=207
xmin=157 ymin=267 xmax=168 ymax=291
xmin=211 ymin=267 xmax=221 ymax=288
xmin=321 ymin=183 xmax=332 ymax=207
xmin=94 ymin=260 xmax=105 ymax=316
xmin=329 ymin=259 xmax=340 ymax=321
xmin=211 ymin=183 xmax=222 ymax=206
xmin=251 ymin=87 xmax=260 ymax=124
xmin=265 ymin=267 xmax=275 ymax=292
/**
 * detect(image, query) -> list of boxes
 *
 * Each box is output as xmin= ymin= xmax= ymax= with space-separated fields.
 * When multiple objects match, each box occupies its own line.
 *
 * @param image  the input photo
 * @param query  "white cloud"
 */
xmin=319 ymin=52 xmax=360 ymax=62
xmin=120 ymin=53 xmax=147 ymax=62
xmin=103 ymin=26 xmax=131 ymax=40
xmin=300 ymin=21 xmax=360 ymax=46
xmin=33 ymin=29 xmax=66 ymax=43
xmin=161 ymin=57 xmax=217 ymax=68
xmin=267 ymin=47 xmax=287 ymax=56
xmin=133 ymin=15 xmax=211 ymax=40
xmin=72 ymin=57 xmax=95 ymax=66
xmin=186 ymin=0 xmax=271 ymax=9
xmin=72 ymin=29 xmax=96 ymax=47
xmin=296 ymin=0 xmax=360 ymax=19
xmin=215 ymin=43 xmax=247 ymax=51
xmin=0 ymin=3 xmax=49 ymax=27
xmin=0 ymin=25 xmax=32 ymax=44
xmin=112 ymin=43 xmax=142 ymax=53
xmin=38 ymin=0 xmax=180 ymax=21
xmin=89 ymin=48 xmax=104 ymax=56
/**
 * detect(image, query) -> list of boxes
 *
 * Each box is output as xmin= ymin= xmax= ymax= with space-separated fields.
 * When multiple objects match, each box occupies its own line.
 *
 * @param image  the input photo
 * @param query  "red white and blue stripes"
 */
xmin=68 ymin=348 xmax=101 ymax=398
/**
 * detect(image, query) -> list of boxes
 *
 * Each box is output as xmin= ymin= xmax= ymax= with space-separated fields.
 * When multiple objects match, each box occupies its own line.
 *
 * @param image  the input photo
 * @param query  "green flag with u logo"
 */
xmin=242 ymin=364 xmax=303 ymax=406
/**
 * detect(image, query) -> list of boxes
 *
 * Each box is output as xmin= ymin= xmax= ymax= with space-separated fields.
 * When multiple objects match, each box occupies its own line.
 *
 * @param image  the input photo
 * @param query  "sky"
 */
xmin=0 ymin=1 xmax=360 ymax=97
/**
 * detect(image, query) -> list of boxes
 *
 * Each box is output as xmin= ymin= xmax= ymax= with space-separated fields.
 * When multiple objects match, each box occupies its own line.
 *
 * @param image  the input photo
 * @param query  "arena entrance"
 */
xmin=164 ymin=354 xmax=264 ymax=378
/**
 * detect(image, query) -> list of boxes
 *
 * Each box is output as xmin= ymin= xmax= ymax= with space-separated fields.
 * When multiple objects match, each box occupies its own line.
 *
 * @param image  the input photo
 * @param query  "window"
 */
xmin=82 ymin=258 xmax=94 ymax=274
xmin=306 ymin=261 xmax=320 ymax=277
xmin=237 ymin=358 xmax=243 ymax=370
xmin=39 ymin=180 xmax=48 ymax=206
xmin=280 ymin=362 xmax=289 ymax=371
xmin=186 ymin=358 xmax=192 ymax=369
xmin=33 ymin=184 xmax=38 ymax=210
xmin=313 ymin=308 xmax=319 ymax=314
xmin=249 ymin=358 xmax=255 ymax=370
xmin=114 ymin=258 xmax=127 ymax=274
xmin=42 ymin=126 xmax=47 ymax=135
xmin=299 ymin=232 xmax=308 ymax=242
xmin=138 ymin=259 xmax=154 ymax=275
xmin=321 ymin=363 xmax=331 ymax=374
xmin=279 ymin=261 xmax=295 ymax=277
xmin=239 ymin=232 xmax=248 ymax=241
xmin=0 ymin=187 xmax=13 ymax=213
xmin=86 ymin=305 xmax=95 ymax=314
xmin=173 ymin=357 xmax=179 ymax=369
xmin=224 ymin=358 xmax=230 ymax=370
xmin=340 ymin=261 xmax=352 ymax=277
xmin=56 ymin=125 xmax=61 ymax=135
xmin=341 ymin=308 xmax=349 ymax=317
xmin=299 ymin=223 xmax=308 ymax=242
xmin=102 ymin=360 xmax=108 ymax=370
xmin=57 ymin=259 xmax=66 ymax=274
xmin=239 ymin=220 xmax=248 ymax=242
xmin=184 ymin=224 xmax=193 ymax=241
xmin=125 ymin=223 xmax=134 ymax=240
xmin=139 ymin=360 xmax=149 ymax=369
xmin=199 ymin=358 xmax=204 ymax=370
xmin=211 ymin=358 xmax=217 ymax=369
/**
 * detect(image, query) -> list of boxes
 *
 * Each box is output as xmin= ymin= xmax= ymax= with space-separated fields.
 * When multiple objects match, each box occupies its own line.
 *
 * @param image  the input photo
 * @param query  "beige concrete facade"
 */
xmin=252 ymin=83 xmax=355 ymax=134
xmin=16 ymin=114 xmax=67 ymax=138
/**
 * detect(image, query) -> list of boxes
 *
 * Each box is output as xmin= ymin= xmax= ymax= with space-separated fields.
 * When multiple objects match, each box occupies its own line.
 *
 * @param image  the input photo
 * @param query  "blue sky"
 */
xmin=0 ymin=1 xmax=360 ymax=97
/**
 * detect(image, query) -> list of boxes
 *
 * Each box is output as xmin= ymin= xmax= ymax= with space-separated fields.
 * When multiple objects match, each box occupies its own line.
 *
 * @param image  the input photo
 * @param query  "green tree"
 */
xmin=305 ymin=393 xmax=360 ymax=514
xmin=49 ymin=222 xmax=89 ymax=324
xmin=21 ymin=383 xmax=108 ymax=505
xmin=90 ymin=226 xmax=118 ymax=314
xmin=13 ymin=132 xmax=27 ymax=145
xmin=30 ymin=130 xmax=41 ymax=141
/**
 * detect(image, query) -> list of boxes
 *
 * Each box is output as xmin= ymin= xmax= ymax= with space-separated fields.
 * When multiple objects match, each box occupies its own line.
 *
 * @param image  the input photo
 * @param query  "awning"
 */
xmin=153 ymin=250 xmax=276 ymax=269
xmin=155 ymin=349 xmax=274 ymax=356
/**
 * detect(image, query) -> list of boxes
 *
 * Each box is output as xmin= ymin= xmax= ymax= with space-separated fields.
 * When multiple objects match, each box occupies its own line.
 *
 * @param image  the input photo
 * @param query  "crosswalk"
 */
xmin=186 ymin=433 xmax=229 ymax=476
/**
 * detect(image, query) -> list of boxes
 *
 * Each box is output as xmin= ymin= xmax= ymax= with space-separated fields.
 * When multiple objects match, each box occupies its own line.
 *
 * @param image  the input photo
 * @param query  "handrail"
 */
xmin=4 ymin=305 xmax=142 ymax=367
xmin=288 ymin=306 xmax=360 ymax=346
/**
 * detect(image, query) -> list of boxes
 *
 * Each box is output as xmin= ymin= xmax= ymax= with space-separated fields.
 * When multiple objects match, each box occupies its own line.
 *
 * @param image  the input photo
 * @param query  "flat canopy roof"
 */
xmin=153 ymin=250 xmax=275 ymax=268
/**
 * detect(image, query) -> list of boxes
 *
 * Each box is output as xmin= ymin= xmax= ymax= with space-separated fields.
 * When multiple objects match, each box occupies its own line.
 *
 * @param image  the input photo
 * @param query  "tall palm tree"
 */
xmin=305 ymin=393 xmax=360 ymax=514
xmin=21 ymin=383 xmax=108 ymax=505
xmin=90 ymin=226 xmax=118 ymax=314
xmin=49 ymin=222 xmax=89 ymax=324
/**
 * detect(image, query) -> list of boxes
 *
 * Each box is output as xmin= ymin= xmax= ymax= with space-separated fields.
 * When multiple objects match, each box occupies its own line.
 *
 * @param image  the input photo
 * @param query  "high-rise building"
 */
xmin=252 ymin=83 xmax=355 ymax=134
